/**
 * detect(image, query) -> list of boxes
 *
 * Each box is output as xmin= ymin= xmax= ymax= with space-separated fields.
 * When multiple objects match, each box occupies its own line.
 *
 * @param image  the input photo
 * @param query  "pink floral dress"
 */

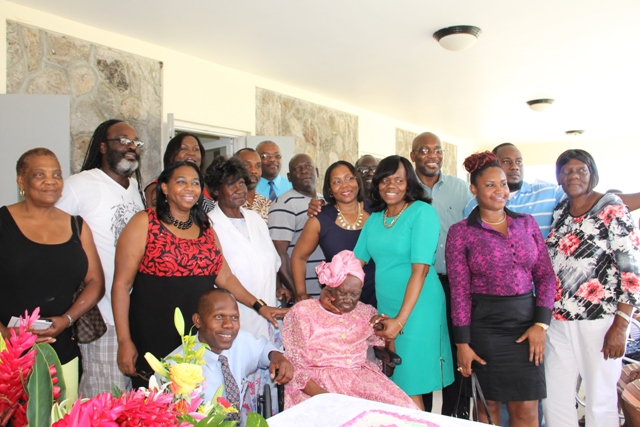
xmin=282 ymin=299 xmax=417 ymax=409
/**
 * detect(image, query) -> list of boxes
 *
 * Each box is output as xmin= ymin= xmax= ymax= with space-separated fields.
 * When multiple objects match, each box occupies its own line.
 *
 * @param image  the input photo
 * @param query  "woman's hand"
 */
xmin=318 ymin=287 xmax=341 ymax=314
xmin=602 ymin=322 xmax=627 ymax=360
xmin=31 ymin=316 xmax=69 ymax=339
xmin=373 ymin=317 xmax=404 ymax=340
xmin=369 ymin=313 xmax=389 ymax=331
xmin=456 ymin=343 xmax=486 ymax=377
xmin=117 ymin=339 xmax=138 ymax=376
xmin=516 ymin=325 xmax=546 ymax=365
xmin=258 ymin=306 xmax=289 ymax=328
xmin=295 ymin=292 xmax=312 ymax=303
xmin=276 ymin=287 xmax=293 ymax=305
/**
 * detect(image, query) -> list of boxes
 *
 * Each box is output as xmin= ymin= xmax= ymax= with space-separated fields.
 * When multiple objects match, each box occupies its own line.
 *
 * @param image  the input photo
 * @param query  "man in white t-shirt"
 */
xmin=57 ymin=119 xmax=145 ymax=396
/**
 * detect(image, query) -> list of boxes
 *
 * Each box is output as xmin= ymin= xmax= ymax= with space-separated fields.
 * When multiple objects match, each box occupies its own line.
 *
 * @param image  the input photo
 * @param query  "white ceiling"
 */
xmin=9 ymin=0 xmax=640 ymax=146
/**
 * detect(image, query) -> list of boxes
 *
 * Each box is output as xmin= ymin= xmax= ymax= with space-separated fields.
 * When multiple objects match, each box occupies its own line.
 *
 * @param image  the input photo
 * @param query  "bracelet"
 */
xmin=64 ymin=313 xmax=74 ymax=328
xmin=615 ymin=310 xmax=632 ymax=324
xmin=395 ymin=319 xmax=404 ymax=335
xmin=252 ymin=299 xmax=267 ymax=313
xmin=534 ymin=322 xmax=549 ymax=331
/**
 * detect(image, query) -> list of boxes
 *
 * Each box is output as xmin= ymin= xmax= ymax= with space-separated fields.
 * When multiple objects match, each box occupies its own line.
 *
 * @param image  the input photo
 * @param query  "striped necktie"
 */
xmin=218 ymin=354 xmax=241 ymax=420
xmin=268 ymin=180 xmax=277 ymax=201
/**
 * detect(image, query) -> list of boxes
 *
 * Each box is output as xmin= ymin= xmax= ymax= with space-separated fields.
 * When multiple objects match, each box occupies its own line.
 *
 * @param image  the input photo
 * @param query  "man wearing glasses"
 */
xmin=256 ymin=140 xmax=292 ymax=201
xmin=410 ymin=131 xmax=472 ymax=416
xmin=57 ymin=119 xmax=145 ymax=397
xmin=355 ymin=154 xmax=379 ymax=201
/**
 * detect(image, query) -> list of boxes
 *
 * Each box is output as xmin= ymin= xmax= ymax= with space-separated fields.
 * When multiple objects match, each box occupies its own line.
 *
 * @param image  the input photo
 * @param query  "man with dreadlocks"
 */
xmin=57 ymin=119 xmax=145 ymax=396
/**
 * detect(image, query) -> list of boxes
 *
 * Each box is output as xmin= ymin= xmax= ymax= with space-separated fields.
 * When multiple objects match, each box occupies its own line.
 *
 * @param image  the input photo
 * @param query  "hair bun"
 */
xmin=464 ymin=151 xmax=499 ymax=174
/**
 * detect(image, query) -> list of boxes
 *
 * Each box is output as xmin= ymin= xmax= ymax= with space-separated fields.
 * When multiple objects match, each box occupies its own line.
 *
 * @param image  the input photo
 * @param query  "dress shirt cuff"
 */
xmin=533 ymin=306 xmax=552 ymax=325
xmin=453 ymin=326 xmax=471 ymax=344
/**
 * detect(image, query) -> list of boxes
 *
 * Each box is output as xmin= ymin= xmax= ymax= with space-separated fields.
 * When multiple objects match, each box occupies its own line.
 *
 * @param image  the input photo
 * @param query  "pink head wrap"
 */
xmin=315 ymin=250 xmax=365 ymax=288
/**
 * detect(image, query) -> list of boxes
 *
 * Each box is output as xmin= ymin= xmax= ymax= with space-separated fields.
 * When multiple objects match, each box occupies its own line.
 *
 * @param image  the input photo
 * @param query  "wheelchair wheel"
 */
xmin=260 ymin=384 xmax=272 ymax=418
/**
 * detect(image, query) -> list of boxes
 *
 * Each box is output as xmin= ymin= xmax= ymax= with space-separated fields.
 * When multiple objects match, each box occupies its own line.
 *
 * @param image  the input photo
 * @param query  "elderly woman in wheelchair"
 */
xmin=281 ymin=251 xmax=417 ymax=409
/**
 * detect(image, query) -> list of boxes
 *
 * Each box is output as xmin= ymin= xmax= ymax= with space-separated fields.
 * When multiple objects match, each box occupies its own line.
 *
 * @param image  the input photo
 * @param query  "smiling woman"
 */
xmin=112 ymin=161 xmax=287 ymax=390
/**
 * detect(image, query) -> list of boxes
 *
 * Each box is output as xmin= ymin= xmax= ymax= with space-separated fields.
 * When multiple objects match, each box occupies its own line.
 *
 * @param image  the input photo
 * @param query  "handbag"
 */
xmin=453 ymin=372 xmax=495 ymax=425
xmin=71 ymin=216 xmax=107 ymax=344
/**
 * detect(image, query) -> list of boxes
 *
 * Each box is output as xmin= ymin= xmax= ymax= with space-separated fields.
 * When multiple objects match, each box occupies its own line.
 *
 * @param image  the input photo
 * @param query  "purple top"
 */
xmin=445 ymin=208 xmax=556 ymax=343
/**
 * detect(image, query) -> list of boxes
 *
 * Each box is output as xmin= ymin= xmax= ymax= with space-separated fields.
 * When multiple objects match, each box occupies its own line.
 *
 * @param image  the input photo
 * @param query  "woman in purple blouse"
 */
xmin=445 ymin=151 xmax=555 ymax=426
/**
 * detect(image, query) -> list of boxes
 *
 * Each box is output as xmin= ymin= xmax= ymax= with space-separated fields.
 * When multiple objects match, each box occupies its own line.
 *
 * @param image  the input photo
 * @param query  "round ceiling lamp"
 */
xmin=526 ymin=98 xmax=555 ymax=112
xmin=433 ymin=25 xmax=482 ymax=52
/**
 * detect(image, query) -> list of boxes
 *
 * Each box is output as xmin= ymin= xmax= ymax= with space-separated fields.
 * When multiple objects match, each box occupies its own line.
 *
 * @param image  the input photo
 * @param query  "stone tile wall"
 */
xmin=6 ymin=21 xmax=162 ymax=184
xmin=256 ymin=88 xmax=358 ymax=190
xmin=395 ymin=128 xmax=459 ymax=177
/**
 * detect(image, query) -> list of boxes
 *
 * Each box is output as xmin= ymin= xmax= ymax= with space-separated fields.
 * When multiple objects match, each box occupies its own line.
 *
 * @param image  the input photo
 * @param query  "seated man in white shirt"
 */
xmin=177 ymin=288 xmax=293 ymax=415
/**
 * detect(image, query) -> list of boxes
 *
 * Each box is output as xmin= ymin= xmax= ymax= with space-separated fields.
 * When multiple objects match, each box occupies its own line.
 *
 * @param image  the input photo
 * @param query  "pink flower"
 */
xmin=558 ymin=233 xmax=581 ymax=256
xmin=576 ymin=278 xmax=606 ymax=304
xmin=553 ymin=312 xmax=567 ymax=321
xmin=630 ymin=230 xmax=640 ymax=248
xmin=555 ymin=282 xmax=563 ymax=302
xmin=573 ymin=216 xmax=584 ymax=223
xmin=622 ymin=272 xmax=640 ymax=294
xmin=598 ymin=204 xmax=626 ymax=227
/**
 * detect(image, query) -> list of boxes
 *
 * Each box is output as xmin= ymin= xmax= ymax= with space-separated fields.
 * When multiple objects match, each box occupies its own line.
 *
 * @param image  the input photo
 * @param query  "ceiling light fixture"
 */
xmin=526 ymin=98 xmax=555 ymax=112
xmin=565 ymin=130 xmax=585 ymax=136
xmin=433 ymin=26 xmax=482 ymax=52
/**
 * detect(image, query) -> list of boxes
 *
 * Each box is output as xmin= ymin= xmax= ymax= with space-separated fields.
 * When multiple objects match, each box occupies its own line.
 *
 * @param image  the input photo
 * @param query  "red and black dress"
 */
xmin=129 ymin=209 xmax=223 ymax=387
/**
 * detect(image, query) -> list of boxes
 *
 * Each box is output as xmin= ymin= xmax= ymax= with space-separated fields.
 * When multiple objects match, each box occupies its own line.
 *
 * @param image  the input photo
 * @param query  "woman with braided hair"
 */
xmin=445 ymin=151 xmax=556 ymax=426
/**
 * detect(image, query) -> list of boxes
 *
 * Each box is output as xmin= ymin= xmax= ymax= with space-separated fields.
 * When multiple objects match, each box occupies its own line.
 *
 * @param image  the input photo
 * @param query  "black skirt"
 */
xmin=469 ymin=292 xmax=546 ymax=402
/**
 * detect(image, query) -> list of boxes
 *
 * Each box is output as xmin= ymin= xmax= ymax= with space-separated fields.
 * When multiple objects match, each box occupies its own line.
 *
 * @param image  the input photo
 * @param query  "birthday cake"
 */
xmin=339 ymin=409 xmax=442 ymax=427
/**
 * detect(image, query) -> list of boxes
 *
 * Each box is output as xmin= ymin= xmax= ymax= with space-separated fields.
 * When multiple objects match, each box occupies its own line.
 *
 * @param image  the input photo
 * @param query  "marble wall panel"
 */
xmin=256 ymin=88 xmax=358 ymax=192
xmin=6 ymin=20 xmax=162 ymax=185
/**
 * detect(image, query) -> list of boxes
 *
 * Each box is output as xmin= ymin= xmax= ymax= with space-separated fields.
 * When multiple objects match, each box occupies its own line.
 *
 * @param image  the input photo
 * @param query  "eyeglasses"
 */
xmin=293 ymin=164 xmax=315 ymax=173
xmin=561 ymin=166 xmax=589 ymax=177
xmin=106 ymin=137 xmax=144 ymax=148
xmin=356 ymin=166 xmax=377 ymax=174
xmin=412 ymin=147 xmax=444 ymax=156
xmin=260 ymin=153 xmax=282 ymax=160
xmin=330 ymin=175 xmax=357 ymax=187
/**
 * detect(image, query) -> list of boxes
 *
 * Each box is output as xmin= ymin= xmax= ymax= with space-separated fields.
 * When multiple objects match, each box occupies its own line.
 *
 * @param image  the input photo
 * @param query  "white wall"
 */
xmin=0 ymin=0 xmax=474 ymax=179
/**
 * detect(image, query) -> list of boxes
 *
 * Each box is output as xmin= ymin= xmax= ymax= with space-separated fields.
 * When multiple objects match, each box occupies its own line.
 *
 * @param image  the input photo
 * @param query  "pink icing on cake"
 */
xmin=339 ymin=409 xmax=442 ymax=427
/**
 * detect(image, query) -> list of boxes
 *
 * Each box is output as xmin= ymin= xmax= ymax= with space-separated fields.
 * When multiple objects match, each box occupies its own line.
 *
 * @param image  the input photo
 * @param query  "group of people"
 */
xmin=1 ymin=118 xmax=640 ymax=427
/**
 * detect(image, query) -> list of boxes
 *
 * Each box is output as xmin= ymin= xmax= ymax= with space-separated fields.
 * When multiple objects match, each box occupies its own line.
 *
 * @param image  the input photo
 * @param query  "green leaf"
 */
xmin=246 ymin=412 xmax=269 ymax=427
xmin=34 ymin=343 xmax=66 ymax=403
xmin=174 ymin=307 xmax=185 ymax=337
xmin=111 ymin=382 xmax=124 ymax=398
xmin=26 ymin=346 xmax=53 ymax=427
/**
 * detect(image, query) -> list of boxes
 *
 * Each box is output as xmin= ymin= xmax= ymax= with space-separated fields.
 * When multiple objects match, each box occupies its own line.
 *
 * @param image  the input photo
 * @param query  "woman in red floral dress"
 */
xmin=544 ymin=149 xmax=640 ymax=427
xmin=112 ymin=161 xmax=287 ymax=388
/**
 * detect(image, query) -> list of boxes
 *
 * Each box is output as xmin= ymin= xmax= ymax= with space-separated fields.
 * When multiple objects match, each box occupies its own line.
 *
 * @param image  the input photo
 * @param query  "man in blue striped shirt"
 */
xmin=463 ymin=143 xmax=564 ymax=238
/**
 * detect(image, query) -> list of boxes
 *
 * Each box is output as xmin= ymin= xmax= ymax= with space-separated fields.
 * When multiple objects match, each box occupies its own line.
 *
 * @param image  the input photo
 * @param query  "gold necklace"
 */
xmin=480 ymin=213 xmax=506 ymax=225
xmin=336 ymin=202 xmax=363 ymax=230
xmin=383 ymin=202 xmax=409 ymax=229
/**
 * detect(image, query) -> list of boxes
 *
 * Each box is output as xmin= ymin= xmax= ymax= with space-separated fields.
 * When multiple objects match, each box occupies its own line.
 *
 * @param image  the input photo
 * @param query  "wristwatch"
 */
xmin=252 ymin=299 xmax=267 ymax=313
xmin=534 ymin=322 xmax=549 ymax=331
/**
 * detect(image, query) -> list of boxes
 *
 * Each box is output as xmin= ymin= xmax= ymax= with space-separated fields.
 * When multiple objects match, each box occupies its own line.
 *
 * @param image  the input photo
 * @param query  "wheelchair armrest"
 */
xmin=373 ymin=346 xmax=402 ymax=367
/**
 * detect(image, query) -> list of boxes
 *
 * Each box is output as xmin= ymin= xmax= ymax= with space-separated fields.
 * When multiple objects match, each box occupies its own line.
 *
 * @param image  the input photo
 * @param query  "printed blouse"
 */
xmin=546 ymin=194 xmax=640 ymax=321
xmin=138 ymin=209 xmax=223 ymax=276
xmin=446 ymin=208 xmax=556 ymax=342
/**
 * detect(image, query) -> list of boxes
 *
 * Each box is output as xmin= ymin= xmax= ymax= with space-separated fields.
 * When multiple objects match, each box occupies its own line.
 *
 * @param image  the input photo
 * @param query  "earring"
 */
xmin=19 ymin=188 xmax=25 ymax=197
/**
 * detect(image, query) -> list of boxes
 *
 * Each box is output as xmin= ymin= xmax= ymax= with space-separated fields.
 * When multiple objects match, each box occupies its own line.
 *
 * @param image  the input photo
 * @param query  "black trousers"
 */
xmin=438 ymin=274 xmax=470 ymax=417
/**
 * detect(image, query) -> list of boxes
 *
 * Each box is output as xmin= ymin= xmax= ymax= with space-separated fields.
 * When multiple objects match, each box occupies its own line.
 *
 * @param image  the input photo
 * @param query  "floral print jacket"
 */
xmin=546 ymin=193 xmax=640 ymax=321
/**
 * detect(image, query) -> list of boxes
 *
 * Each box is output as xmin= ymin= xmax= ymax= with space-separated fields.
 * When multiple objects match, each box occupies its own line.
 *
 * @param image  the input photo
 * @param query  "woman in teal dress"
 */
xmin=354 ymin=155 xmax=453 ymax=410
